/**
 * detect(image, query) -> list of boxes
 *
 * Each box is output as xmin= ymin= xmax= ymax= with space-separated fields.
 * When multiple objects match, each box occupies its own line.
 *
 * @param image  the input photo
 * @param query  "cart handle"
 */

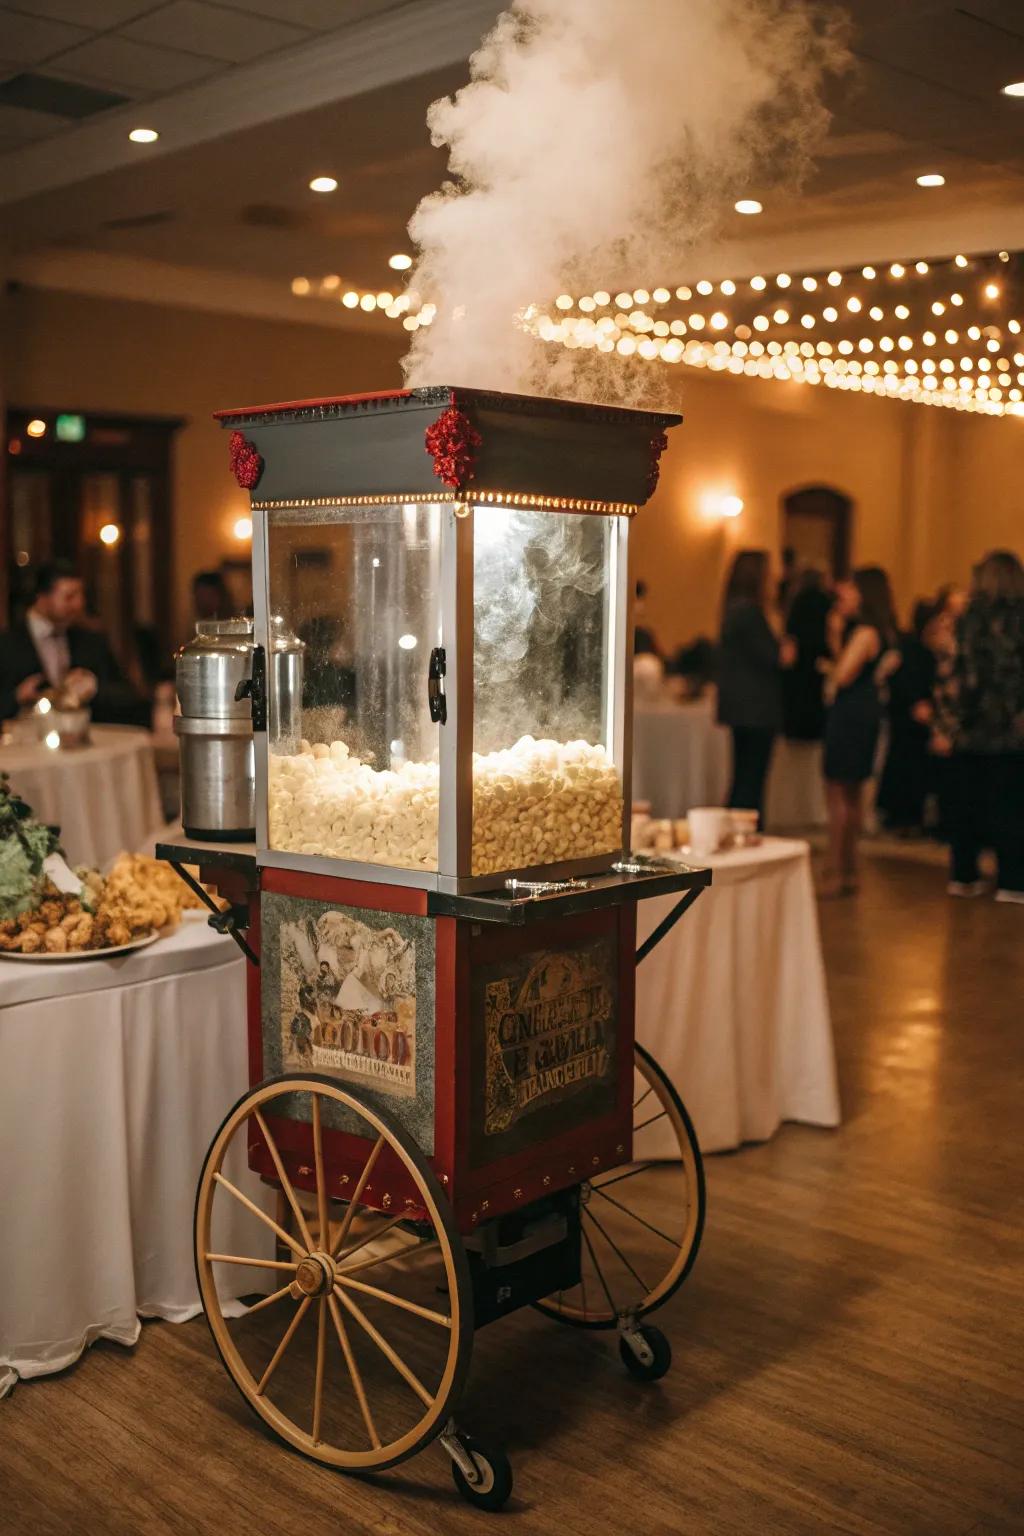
xmin=635 ymin=885 xmax=705 ymax=965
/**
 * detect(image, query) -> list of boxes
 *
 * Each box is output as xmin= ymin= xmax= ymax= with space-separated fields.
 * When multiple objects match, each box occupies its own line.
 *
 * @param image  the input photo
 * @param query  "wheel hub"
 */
xmin=295 ymin=1252 xmax=335 ymax=1297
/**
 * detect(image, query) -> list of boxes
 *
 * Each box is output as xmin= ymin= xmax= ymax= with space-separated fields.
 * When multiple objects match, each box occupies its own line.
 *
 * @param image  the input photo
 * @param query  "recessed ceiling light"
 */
xmin=916 ymin=173 xmax=945 ymax=187
xmin=128 ymin=127 xmax=158 ymax=143
xmin=309 ymin=176 xmax=338 ymax=193
xmin=388 ymin=253 xmax=412 ymax=271
xmin=734 ymin=198 xmax=763 ymax=215
xmin=1002 ymin=81 xmax=1024 ymax=97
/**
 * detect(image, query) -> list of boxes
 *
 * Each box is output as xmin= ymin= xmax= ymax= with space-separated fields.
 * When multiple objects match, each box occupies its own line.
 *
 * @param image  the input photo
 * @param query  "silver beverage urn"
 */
xmin=175 ymin=618 xmax=256 ymax=840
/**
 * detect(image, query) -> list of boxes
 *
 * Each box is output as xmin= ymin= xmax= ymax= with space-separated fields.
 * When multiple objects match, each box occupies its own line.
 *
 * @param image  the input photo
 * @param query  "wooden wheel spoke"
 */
xmin=336 ymin=1235 xmax=437 ymax=1281
xmin=591 ymin=1185 xmax=679 ymax=1246
xmin=252 ymin=1109 xmax=314 ymax=1253
xmin=331 ymin=1136 xmax=385 ymax=1258
xmin=311 ymin=1094 xmax=330 ymax=1252
xmin=583 ymin=1207 xmax=649 ymax=1293
xmin=327 ymin=1293 xmax=381 ymax=1449
xmin=591 ymin=1162 xmax=654 ymax=1193
xmin=580 ymin=1218 xmax=619 ymax=1318
xmin=205 ymin=1253 xmax=298 ymax=1273
xmin=256 ymin=1295 xmax=311 ymax=1396
xmin=336 ymin=1274 xmax=451 ymax=1329
xmin=634 ymin=1108 xmax=669 ymax=1136
xmin=212 ymin=1171 xmax=306 ymax=1258
xmin=334 ymin=1285 xmax=434 ymax=1408
xmin=312 ymin=1297 xmax=327 ymax=1445
xmin=335 ymin=1212 xmax=407 ymax=1269
xmin=245 ymin=1281 xmax=296 ymax=1315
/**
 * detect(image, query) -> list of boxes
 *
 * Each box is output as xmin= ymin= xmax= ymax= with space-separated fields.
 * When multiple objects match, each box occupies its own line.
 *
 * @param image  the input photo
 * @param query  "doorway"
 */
xmin=781 ymin=485 xmax=852 ymax=582
xmin=4 ymin=408 xmax=182 ymax=684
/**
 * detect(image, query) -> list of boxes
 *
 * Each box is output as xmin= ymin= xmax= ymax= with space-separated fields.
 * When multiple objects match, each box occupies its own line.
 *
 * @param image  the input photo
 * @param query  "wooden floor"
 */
xmin=3 ymin=855 xmax=1022 ymax=1535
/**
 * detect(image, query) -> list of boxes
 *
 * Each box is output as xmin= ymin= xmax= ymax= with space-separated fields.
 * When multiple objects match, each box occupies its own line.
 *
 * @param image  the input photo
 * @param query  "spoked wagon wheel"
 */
xmin=195 ymin=1074 xmax=472 ymax=1473
xmin=534 ymin=1043 xmax=705 ymax=1329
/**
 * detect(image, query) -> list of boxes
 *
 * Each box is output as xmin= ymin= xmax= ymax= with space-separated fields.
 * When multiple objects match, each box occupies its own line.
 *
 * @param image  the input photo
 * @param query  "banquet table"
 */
xmin=632 ymin=696 xmax=731 ymax=819
xmin=635 ymin=837 xmax=839 ymax=1155
xmin=0 ymin=725 xmax=163 ymax=868
xmin=0 ymin=920 xmax=272 ymax=1398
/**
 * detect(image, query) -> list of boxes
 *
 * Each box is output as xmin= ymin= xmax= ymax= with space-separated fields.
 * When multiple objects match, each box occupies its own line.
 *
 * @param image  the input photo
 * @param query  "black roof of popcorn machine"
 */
xmin=216 ymin=386 xmax=681 ymax=510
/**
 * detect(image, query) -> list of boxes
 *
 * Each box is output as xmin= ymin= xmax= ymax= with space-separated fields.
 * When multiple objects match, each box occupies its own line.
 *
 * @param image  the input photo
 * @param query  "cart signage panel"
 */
xmin=472 ymin=933 xmax=618 ymax=1165
xmin=260 ymin=890 xmax=436 ymax=1151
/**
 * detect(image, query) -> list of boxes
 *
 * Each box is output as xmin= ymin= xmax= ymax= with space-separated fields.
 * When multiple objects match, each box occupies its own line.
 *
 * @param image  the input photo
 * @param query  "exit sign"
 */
xmin=55 ymin=413 xmax=86 ymax=442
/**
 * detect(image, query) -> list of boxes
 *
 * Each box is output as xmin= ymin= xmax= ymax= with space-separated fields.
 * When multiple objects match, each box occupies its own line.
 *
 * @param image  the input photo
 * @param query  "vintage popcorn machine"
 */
xmin=163 ymin=387 xmax=710 ymax=1511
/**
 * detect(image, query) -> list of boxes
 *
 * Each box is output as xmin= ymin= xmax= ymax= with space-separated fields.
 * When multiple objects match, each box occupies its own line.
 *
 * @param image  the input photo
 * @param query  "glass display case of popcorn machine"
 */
xmin=222 ymin=387 xmax=671 ymax=893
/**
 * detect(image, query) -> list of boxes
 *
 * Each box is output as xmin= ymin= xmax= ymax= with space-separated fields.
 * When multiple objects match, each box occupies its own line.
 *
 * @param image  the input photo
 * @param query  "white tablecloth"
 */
xmin=0 ymin=726 xmax=162 ymax=868
xmin=635 ymin=838 xmax=839 ymax=1154
xmin=0 ymin=921 xmax=271 ymax=1397
xmin=632 ymin=697 xmax=731 ymax=818
xmin=765 ymin=739 xmax=828 ymax=831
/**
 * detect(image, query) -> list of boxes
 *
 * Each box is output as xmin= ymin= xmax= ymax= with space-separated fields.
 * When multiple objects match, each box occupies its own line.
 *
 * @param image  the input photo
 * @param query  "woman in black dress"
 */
xmin=822 ymin=566 xmax=898 ymax=895
xmin=717 ymin=550 xmax=794 ymax=822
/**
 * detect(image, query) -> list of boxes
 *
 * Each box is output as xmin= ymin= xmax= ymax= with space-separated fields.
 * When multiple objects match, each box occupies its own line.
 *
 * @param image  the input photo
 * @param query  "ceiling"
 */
xmin=3 ymin=0 xmax=1024 ymax=330
xmin=0 ymin=0 xmax=405 ymax=154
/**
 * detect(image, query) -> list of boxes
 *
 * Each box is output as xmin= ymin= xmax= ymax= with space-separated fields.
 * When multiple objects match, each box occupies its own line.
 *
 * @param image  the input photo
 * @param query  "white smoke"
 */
xmin=402 ymin=0 xmax=849 ymax=403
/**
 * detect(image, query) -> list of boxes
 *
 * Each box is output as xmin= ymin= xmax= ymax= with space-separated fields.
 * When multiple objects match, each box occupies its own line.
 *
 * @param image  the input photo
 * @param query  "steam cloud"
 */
xmin=402 ymin=0 xmax=849 ymax=403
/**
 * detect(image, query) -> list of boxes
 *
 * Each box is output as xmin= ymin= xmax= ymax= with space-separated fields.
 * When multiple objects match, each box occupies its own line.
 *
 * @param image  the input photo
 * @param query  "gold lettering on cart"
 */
xmin=484 ymin=945 xmax=614 ymax=1135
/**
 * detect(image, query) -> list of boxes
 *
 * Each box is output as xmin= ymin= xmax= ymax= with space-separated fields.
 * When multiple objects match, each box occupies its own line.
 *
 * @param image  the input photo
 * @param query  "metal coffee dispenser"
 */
xmin=175 ymin=617 xmax=305 ymax=838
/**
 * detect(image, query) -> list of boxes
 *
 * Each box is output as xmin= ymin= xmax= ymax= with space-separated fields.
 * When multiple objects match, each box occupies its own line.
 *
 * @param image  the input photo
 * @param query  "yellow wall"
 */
xmin=4 ymin=287 xmax=406 ymax=642
xmin=6 ymin=287 xmax=1021 ymax=657
xmin=635 ymin=368 xmax=1022 ymax=651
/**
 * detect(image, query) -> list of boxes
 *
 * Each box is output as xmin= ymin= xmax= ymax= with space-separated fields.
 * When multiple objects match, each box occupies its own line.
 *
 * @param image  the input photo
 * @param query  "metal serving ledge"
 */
xmin=154 ymin=839 xmax=711 ymax=964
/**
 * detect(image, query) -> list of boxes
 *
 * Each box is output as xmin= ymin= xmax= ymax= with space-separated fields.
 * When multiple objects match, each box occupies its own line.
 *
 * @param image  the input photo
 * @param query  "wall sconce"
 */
xmin=233 ymin=516 xmax=253 ymax=541
xmin=700 ymin=490 xmax=744 ymax=520
xmin=99 ymin=523 xmax=121 ymax=546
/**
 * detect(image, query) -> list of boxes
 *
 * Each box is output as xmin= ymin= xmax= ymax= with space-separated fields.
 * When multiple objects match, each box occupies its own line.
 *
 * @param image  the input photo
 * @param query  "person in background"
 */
xmin=820 ymin=566 xmax=899 ymax=896
xmin=933 ymin=550 xmax=1024 ymax=903
xmin=717 ymin=549 xmax=794 ymax=822
xmin=776 ymin=544 xmax=798 ymax=614
xmin=634 ymin=579 xmax=663 ymax=659
xmin=192 ymin=570 xmax=232 ymax=625
xmin=876 ymin=598 xmax=938 ymax=835
xmin=782 ymin=567 xmax=832 ymax=743
xmin=0 ymin=559 xmax=140 ymax=725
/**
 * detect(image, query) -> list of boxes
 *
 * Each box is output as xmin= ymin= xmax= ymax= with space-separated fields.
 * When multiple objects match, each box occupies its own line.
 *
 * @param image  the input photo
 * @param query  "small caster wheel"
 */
xmin=619 ymin=1323 xmax=672 ymax=1382
xmin=449 ymin=1435 xmax=513 ymax=1512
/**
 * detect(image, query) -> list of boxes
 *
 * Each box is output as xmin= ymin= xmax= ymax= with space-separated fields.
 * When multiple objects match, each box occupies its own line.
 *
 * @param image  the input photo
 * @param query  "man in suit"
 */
xmin=0 ymin=559 xmax=140 ymax=724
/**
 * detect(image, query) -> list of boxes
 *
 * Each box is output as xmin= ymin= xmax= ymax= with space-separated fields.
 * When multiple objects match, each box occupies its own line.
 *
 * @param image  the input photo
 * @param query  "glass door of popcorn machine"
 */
xmin=260 ymin=500 xmax=444 ymax=875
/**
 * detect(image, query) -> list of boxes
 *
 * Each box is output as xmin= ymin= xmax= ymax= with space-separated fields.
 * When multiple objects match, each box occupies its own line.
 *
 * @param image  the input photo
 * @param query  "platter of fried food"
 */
xmin=0 ymin=852 xmax=215 ymax=961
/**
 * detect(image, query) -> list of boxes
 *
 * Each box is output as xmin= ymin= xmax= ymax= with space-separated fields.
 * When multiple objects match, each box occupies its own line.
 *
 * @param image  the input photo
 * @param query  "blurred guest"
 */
xmin=192 ymin=569 xmax=232 ymax=624
xmin=668 ymin=636 xmax=717 ymax=698
xmin=717 ymin=550 xmax=794 ymax=821
xmin=0 ymin=559 xmax=141 ymax=725
xmin=634 ymin=580 xmax=663 ymax=659
xmin=933 ymin=550 xmax=1024 ymax=902
xmin=776 ymin=544 xmax=798 ymax=613
xmin=876 ymin=599 xmax=938 ymax=834
xmin=782 ymin=567 xmax=832 ymax=742
xmin=821 ymin=566 xmax=899 ymax=895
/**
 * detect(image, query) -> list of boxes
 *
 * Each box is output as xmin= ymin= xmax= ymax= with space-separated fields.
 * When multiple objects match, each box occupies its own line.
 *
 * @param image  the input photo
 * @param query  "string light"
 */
xmin=293 ymin=249 xmax=1024 ymax=418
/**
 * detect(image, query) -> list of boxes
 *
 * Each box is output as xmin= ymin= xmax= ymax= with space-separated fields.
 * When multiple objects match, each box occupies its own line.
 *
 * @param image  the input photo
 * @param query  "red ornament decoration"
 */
xmin=424 ymin=405 xmax=482 ymax=489
xmin=646 ymin=429 xmax=669 ymax=498
xmin=229 ymin=430 xmax=263 ymax=490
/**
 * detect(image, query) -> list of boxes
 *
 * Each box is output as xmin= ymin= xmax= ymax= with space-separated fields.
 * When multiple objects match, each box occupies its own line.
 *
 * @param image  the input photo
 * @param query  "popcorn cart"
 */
xmin=160 ymin=387 xmax=710 ymax=1511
